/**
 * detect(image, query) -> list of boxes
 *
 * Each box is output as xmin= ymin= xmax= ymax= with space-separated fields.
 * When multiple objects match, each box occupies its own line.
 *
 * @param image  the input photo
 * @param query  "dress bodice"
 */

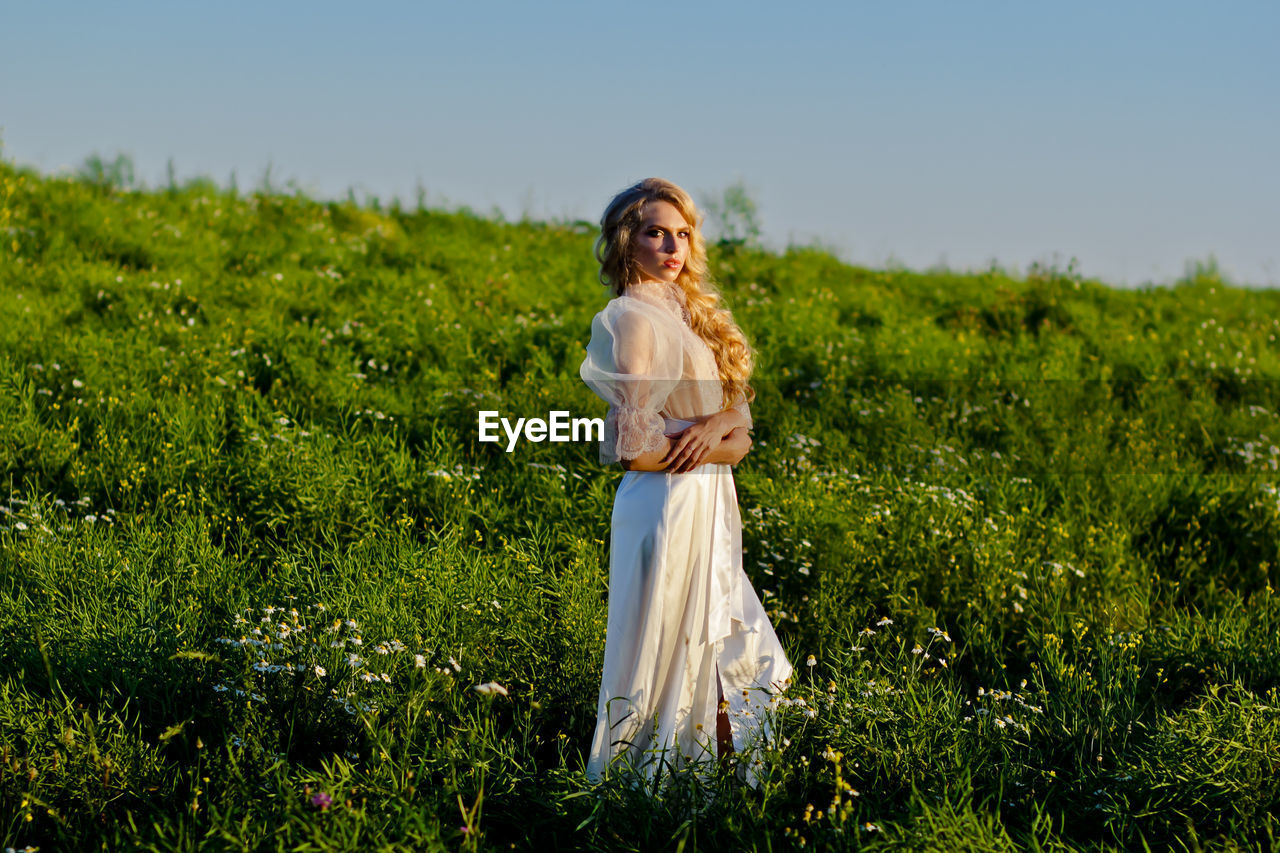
xmin=620 ymin=280 xmax=723 ymax=420
xmin=580 ymin=280 xmax=752 ymax=464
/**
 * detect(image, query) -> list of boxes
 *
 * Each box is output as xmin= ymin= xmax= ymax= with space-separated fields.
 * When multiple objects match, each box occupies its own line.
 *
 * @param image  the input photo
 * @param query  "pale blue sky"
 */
xmin=3 ymin=1 xmax=1277 ymax=287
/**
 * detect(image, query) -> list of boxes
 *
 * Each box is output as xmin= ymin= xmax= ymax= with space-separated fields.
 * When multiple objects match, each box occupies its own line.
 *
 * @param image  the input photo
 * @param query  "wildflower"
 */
xmin=473 ymin=682 xmax=509 ymax=697
xmin=379 ymin=672 xmax=391 ymax=683
xmin=449 ymin=656 xmax=462 ymax=672
xmin=876 ymin=617 xmax=893 ymax=626
xmin=414 ymin=654 xmax=426 ymax=668
xmin=310 ymin=791 xmax=333 ymax=810
xmin=313 ymin=665 xmax=327 ymax=677
xmin=806 ymin=655 xmax=817 ymax=667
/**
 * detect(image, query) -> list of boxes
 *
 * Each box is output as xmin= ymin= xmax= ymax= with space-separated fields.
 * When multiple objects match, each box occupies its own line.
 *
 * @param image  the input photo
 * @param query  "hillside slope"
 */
xmin=2 ymin=161 xmax=1279 ymax=850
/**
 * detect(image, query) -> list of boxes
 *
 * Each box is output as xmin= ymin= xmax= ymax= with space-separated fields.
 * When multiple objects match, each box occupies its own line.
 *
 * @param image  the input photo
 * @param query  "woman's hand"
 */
xmin=662 ymin=419 xmax=726 ymax=473
xmin=621 ymin=417 xmax=752 ymax=472
xmin=664 ymin=425 xmax=753 ymax=471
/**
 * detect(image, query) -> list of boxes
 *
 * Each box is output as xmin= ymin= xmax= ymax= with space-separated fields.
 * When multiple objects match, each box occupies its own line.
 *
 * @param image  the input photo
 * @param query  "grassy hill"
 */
xmin=2 ymin=159 xmax=1279 ymax=851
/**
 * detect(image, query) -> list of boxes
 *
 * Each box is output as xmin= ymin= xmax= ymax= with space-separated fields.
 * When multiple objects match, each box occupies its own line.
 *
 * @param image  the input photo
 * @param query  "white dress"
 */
xmin=579 ymin=279 xmax=793 ymax=785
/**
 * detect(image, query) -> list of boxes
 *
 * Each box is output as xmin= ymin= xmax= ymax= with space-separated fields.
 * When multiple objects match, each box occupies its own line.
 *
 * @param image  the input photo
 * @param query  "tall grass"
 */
xmin=1 ymin=158 xmax=1279 ymax=850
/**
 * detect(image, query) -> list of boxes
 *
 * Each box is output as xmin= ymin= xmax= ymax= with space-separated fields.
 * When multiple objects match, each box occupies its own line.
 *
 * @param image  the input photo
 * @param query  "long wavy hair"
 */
xmin=595 ymin=178 xmax=755 ymax=410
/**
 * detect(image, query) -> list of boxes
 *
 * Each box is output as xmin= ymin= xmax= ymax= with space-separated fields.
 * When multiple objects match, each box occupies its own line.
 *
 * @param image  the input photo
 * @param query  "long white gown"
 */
xmin=579 ymin=279 xmax=793 ymax=786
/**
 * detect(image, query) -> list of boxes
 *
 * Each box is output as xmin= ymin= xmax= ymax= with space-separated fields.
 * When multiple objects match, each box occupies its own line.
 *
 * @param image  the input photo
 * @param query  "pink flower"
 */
xmin=311 ymin=791 xmax=333 ymax=810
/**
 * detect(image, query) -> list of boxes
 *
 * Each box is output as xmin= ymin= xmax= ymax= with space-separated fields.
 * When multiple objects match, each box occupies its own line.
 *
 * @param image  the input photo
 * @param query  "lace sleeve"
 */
xmin=579 ymin=297 xmax=685 ymax=465
xmin=603 ymin=406 xmax=670 ymax=463
xmin=729 ymin=393 xmax=753 ymax=431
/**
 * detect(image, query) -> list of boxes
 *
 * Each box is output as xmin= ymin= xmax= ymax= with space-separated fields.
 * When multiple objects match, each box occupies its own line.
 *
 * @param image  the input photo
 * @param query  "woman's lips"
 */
xmin=664 ymin=260 xmax=682 ymax=268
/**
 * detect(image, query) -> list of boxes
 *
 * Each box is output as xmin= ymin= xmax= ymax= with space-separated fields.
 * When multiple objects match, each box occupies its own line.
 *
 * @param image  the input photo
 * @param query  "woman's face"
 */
xmin=631 ymin=200 xmax=691 ymax=284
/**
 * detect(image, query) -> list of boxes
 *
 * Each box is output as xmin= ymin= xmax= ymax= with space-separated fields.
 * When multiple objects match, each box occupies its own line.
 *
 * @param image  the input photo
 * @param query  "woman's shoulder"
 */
xmin=588 ymin=296 xmax=684 ymax=352
xmin=594 ymin=293 xmax=679 ymax=324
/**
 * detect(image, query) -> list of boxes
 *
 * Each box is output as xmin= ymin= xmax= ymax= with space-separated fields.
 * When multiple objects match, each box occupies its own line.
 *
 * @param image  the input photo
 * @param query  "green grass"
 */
xmin=2 ymin=159 xmax=1279 ymax=851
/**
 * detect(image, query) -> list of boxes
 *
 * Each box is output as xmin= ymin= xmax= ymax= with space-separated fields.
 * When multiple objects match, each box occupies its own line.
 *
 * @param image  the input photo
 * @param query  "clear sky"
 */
xmin=3 ymin=1 xmax=1277 ymax=287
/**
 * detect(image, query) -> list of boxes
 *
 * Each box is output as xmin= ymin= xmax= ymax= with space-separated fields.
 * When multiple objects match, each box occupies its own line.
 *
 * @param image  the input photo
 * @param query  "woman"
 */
xmin=579 ymin=178 xmax=792 ymax=786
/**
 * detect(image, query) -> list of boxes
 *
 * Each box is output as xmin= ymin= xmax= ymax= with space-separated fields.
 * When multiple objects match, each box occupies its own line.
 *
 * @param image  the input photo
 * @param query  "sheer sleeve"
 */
xmin=580 ymin=297 xmax=685 ymax=465
xmin=730 ymin=394 xmax=754 ymax=431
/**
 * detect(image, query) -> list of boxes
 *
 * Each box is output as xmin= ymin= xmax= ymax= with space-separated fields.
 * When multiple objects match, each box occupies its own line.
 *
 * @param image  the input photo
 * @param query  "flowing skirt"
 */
xmin=586 ymin=423 xmax=793 ymax=785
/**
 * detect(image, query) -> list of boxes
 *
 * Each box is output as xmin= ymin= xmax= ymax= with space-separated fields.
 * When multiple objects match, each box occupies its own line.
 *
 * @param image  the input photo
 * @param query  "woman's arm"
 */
xmin=619 ymin=436 xmax=678 ymax=472
xmin=706 ymin=427 xmax=752 ymax=466
xmin=656 ymin=408 xmax=749 ymax=472
xmin=621 ymin=427 xmax=752 ymax=472
xmin=709 ymin=406 xmax=751 ymax=435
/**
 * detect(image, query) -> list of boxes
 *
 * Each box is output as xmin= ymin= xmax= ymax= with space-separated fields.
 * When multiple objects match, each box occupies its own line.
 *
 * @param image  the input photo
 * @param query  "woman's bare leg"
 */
xmin=716 ymin=665 xmax=734 ymax=759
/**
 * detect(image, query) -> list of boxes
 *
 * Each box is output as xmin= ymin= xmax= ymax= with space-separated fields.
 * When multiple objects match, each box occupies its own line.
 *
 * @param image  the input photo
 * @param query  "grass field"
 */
xmin=2 ymin=158 xmax=1279 ymax=851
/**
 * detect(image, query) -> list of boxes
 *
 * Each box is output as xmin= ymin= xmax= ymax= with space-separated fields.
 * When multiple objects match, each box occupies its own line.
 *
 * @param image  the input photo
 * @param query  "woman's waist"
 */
xmin=619 ymin=462 xmax=732 ymax=485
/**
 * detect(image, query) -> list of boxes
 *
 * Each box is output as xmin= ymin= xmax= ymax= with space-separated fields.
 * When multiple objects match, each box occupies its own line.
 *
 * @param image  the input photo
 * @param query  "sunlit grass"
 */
xmin=2 ymin=158 xmax=1279 ymax=850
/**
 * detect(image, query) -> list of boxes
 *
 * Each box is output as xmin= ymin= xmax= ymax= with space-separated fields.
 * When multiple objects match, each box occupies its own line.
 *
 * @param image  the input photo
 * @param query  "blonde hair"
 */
xmin=595 ymin=177 xmax=755 ymax=410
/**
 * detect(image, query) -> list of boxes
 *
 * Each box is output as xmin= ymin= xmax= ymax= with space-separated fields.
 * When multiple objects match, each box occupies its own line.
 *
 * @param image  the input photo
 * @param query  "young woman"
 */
xmin=579 ymin=178 xmax=793 ymax=786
